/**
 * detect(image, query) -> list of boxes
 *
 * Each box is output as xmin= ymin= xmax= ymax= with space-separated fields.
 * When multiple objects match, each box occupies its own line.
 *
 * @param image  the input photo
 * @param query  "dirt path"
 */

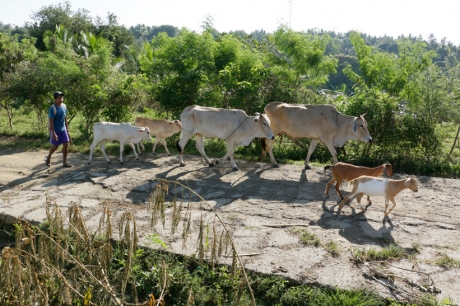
xmin=1 ymin=149 xmax=459 ymax=303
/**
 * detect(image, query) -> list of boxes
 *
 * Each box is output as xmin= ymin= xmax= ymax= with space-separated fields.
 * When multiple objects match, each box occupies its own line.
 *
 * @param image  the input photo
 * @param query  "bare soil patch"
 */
xmin=1 ymin=150 xmax=459 ymax=303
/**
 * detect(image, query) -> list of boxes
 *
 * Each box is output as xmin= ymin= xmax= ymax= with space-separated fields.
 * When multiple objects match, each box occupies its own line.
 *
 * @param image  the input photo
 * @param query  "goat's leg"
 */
xmin=383 ymin=198 xmax=389 ymax=216
xmin=334 ymin=180 xmax=343 ymax=199
xmin=385 ymin=198 xmax=397 ymax=216
xmin=356 ymin=193 xmax=366 ymax=212
xmin=324 ymin=178 xmax=336 ymax=198
xmin=337 ymin=192 xmax=356 ymax=212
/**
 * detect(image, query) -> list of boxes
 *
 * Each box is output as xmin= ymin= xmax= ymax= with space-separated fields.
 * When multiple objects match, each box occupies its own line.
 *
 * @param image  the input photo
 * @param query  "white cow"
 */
xmin=176 ymin=105 xmax=275 ymax=171
xmin=259 ymin=102 xmax=373 ymax=169
xmin=134 ymin=117 xmax=182 ymax=155
xmin=88 ymin=122 xmax=151 ymax=164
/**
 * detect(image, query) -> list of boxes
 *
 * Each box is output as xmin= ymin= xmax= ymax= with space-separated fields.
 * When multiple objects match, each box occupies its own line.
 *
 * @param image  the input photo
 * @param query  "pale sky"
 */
xmin=1 ymin=0 xmax=459 ymax=45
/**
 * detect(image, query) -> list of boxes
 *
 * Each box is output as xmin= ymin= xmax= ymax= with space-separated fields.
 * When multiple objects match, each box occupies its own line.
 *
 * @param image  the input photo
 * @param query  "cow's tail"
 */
xmin=176 ymin=140 xmax=183 ymax=154
xmin=324 ymin=165 xmax=333 ymax=171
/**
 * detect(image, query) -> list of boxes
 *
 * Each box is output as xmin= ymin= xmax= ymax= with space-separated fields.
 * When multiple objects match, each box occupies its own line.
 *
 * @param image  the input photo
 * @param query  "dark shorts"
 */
xmin=49 ymin=130 xmax=70 ymax=146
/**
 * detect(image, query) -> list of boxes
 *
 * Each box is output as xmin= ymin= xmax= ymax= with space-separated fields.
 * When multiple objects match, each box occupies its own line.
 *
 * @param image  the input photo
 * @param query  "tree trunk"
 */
xmin=5 ymin=102 xmax=13 ymax=132
xmin=448 ymin=125 xmax=460 ymax=159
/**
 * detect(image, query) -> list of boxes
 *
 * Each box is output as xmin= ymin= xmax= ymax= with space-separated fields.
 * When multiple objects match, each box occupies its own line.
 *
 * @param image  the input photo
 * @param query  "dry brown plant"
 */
xmin=147 ymin=179 xmax=256 ymax=305
xmin=0 ymin=179 xmax=255 ymax=305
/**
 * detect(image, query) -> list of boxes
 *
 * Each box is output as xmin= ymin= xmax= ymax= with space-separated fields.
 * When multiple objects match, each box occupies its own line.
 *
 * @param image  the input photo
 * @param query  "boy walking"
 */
xmin=45 ymin=91 xmax=72 ymax=167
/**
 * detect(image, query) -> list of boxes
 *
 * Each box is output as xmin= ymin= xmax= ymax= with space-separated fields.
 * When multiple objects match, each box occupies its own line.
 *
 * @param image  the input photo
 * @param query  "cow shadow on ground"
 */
xmin=125 ymin=157 xmax=314 ymax=208
xmin=316 ymin=199 xmax=398 ymax=246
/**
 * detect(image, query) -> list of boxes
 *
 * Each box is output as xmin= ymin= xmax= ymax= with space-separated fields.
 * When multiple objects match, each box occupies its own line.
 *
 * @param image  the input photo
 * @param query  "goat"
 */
xmin=337 ymin=176 xmax=418 ymax=216
xmin=324 ymin=162 xmax=393 ymax=203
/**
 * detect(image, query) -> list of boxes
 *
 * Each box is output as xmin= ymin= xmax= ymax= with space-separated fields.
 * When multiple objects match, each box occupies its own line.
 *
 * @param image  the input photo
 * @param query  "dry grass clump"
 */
xmin=0 ymin=180 xmax=256 ymax=305
xmin=288 ymin=227 xmax=321 ymax=247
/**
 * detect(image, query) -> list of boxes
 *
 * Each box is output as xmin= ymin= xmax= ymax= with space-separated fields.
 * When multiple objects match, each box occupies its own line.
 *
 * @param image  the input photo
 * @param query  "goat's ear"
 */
xmin=382 ymin=165 xmax=388 ymax=175
xmin=404 ymin=178 xmax=411 ymax=187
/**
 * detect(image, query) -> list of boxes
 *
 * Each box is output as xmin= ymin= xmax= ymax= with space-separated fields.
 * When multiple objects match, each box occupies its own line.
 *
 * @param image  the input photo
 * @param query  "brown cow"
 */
xmin=134 ymin=117 xmax=182 ymax=155
xmin=259 ymin=102 xmax=372 ymax=169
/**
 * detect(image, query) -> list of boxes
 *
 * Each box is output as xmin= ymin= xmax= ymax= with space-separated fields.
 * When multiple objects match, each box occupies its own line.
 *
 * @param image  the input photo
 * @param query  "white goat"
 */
xmin=337 ymin=176 xmax=418 ymax=216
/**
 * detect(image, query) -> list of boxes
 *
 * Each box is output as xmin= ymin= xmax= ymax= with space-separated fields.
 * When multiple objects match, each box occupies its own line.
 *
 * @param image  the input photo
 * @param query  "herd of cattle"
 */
xmin=87 ymin=101 xmax=418 ymax=218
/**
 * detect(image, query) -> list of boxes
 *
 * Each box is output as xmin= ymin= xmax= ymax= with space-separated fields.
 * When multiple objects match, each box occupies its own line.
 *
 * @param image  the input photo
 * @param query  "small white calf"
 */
xmin=337 ymin=176 xmax=418 ymax=217
xmin=88 ymin=122 xmax=151 ymax=164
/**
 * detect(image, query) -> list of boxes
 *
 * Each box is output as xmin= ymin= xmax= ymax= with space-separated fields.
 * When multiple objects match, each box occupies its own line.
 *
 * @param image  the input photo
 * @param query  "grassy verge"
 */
xmin=2 ymin=108 xmax=460 ymax=177
xmin=0 ymin=222 xmax=450 ymax=306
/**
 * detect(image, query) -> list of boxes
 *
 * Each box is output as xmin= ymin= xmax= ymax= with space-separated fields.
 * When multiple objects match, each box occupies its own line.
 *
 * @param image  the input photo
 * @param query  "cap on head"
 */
xmin=53 ymin=91 xmax=64 ymax=99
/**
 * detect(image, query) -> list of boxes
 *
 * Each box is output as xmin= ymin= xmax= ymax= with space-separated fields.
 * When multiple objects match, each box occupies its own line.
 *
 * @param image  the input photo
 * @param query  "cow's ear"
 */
xmin=138 ymin=128 xmax=145 ymax=132
xmin=254 ymin=118 xmax=259 ymax=122
xmin=254 ymin=112 xmax=260 ymax=122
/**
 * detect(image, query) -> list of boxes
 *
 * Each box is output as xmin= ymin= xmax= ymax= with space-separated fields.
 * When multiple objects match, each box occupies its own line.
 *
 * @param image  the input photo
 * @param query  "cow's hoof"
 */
xmin=107 ymin=161 xmax=112 ymax=164
xmin=167 ymin=154 xmax=171 ymax=156
xmin=152 ymin=152 xmax=156 ymax=155
xmin=304 ymin=165 xmax=311 ymax=170
xmin=180 ymin=163 xmax=185 ymax=167
xmin=88 ymin=162 xmax=91 ymax=165
xmin=214 ymin=160 xmax=220 ymax=165
xmin=209 ymin=163 xmax=215 ymax=167
xmin=272 ymin=164 xmax=279 ymax=168
xmin=232 ymin=167 xmax=239 ymax=171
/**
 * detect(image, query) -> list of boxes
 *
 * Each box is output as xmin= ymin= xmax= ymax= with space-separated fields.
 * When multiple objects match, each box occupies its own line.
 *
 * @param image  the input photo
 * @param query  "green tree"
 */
xmin=0 ymin=32 xmax=37 ymax=131
xmin=26 ymin=1 xmax=94 ymax=51
xmin=342 ymin=32 xmax=442 ymax=171
xmin=262 ymin=25 xmax=337 ymax=104
xmin=140 ymin=30 xmax=216 ymax=116
xmin=214 ymin=34 xmax=266 ymax=113
xmin=94 ymin=13 xmax=134 ymax=58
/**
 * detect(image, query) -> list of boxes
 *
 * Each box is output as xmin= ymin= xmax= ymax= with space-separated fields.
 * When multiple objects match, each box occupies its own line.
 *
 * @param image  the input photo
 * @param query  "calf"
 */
xmin=88 ymin=122 xmax=151 ymax=164
xmin=337 ymin=176 xmax=418 ymax=217
xmin=324 ymin=161 xmax=393 ymax=203
xmin=134 ymin=117 xmax=182 ymax=155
